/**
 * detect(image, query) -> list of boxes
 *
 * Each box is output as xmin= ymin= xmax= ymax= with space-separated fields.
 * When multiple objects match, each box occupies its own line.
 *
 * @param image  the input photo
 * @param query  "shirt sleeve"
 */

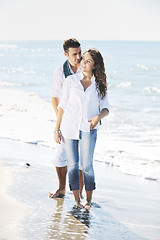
xmin=99 ymin=92 xmax=110 ymax=112
xmin=58 ymin=76 xmax=71 ymax=111
xmin=51 ymin=66 xmax=63 ymax=98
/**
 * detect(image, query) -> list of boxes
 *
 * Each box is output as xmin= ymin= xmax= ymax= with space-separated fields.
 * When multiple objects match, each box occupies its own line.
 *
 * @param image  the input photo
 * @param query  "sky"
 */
xmin=0 ymin=0 xmax=160 ymax=41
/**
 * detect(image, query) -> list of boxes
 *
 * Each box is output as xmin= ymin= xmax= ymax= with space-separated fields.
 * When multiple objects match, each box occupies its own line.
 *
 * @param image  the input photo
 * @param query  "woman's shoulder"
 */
xmin=66 ymin=71 xmax=83 ymax=82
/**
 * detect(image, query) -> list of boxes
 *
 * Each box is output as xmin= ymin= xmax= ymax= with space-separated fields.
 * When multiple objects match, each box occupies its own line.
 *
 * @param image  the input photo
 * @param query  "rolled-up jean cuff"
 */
xmin=69 ymin=184 xmax=80 ymax=191
xmin=85 ymin=182 xmax=96 ymax=191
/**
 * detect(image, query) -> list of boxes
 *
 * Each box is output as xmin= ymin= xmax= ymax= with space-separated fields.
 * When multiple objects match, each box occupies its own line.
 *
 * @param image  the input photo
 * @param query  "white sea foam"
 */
xmin=116 ymin=82 xmax=131 ymax=88
xmin=0 ymin=80 xmax=22 ymax=87
xmin=144 ymin=87 xmax=160 ymax=94
xmin=0 ymin=44 xmax=18 ymax=50
xmin=24 ymin=69 xmax=37 ymax=74
xmin=1 ymin=67 xmax=36 ymax=75
xmin=95 ymin=130 xmax=160 ymax=181
xmin=0 ymin=88 xmax=56 ymax=148
xmin=136 ymin=64 xmax=149 ymax=70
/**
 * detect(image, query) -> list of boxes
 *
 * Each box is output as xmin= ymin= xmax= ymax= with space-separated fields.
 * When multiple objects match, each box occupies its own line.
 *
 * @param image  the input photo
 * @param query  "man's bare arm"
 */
xmin=52 ymin=97 xmax=59 ymax=116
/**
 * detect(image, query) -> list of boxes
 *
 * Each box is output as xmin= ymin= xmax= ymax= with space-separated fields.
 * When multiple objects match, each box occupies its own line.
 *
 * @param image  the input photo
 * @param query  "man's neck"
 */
xmin=69 ymin=63 xmax=80 ymax=74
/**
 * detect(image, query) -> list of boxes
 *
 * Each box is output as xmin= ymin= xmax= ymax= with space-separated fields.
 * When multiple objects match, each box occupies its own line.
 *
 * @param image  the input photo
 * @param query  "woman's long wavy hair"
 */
xmin=86 ymin=48 xmax=107 ymax=99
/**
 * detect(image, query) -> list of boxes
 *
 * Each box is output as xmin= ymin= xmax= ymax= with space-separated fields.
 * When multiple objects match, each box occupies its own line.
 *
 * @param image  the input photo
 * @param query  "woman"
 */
xmin=54 ymin=48 xmax=109 ymax=210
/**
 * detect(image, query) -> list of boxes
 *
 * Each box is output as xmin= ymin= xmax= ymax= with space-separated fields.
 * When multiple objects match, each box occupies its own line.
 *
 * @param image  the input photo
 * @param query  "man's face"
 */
xmin=65 ymin=47 xmax=81 ymax=66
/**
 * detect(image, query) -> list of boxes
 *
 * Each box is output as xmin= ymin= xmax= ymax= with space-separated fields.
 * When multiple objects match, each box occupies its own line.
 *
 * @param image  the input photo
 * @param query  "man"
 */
xmin=49 ymin=38 xmax=83 ymax=199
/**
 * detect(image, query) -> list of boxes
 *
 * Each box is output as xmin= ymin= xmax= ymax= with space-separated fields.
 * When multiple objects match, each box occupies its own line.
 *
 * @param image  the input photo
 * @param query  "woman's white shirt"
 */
xmin=58 ymin=72 xmax=110 ymax=139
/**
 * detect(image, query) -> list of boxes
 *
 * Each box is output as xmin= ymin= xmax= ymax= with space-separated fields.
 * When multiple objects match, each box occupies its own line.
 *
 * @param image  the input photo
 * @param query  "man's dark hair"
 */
xmin=63 ymin=38 xmax=80 ymax=53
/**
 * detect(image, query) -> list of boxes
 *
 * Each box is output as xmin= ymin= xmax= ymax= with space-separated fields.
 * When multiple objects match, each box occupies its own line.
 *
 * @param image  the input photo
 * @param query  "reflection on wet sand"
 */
xmin=68 ymin=206 xmax=92 ymax=228
xmin=48 ymin=198 xmax=90 ymax=240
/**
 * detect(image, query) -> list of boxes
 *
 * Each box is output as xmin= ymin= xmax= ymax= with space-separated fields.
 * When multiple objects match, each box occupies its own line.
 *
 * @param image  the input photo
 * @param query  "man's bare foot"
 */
xmin=48 ymin=189 xmax=65 ymax=198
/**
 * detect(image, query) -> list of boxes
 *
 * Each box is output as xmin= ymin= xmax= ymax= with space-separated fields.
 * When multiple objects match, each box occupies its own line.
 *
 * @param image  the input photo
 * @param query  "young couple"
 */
xmin=49 ymin=39 xmax=109 ymax=210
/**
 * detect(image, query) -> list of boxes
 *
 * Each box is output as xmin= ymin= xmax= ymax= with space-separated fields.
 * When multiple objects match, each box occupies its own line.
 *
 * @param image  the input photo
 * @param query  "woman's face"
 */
xmin=81 ymin=52 xmax=95 ymax=75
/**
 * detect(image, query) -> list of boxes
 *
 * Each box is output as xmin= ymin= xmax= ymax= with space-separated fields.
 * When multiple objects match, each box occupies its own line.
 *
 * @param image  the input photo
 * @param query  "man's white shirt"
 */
xmin=51 ymin=64 xmax=81 ymax=99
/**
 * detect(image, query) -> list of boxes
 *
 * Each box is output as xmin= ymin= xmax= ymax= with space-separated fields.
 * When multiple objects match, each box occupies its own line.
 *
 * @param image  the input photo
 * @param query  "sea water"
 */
xmin=0 ymin=40 xmax=160 ymax=181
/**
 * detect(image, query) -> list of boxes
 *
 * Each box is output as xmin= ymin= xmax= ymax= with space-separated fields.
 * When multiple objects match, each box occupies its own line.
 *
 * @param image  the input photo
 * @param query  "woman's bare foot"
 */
xmin=84 ymin=190 xmax=93 ymax=211
xmin=84 ymin=202 xmax=91 ymax=211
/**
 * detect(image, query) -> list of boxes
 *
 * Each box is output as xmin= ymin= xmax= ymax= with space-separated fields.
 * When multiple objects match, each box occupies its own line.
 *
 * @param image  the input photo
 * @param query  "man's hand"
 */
xmin=54 ymin=131 xmax=62 ymax=144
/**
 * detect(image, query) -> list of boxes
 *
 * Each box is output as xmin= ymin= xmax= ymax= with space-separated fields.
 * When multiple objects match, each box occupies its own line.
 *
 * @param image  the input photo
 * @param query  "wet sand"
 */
xmin=0 ymin=138 xmax=160 ymax=240
xmin=0 ymin=160 xmax=27 ymax=240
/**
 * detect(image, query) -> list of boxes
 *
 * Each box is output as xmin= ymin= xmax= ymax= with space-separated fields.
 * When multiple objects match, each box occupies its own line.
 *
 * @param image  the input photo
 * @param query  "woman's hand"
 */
xmin=88 ymin=115 xmax=100 ymax=130
xmin=89 ymin=108 xmax=109 ymax=130
xmin=54 ymin=130 xmax=62 ymax=144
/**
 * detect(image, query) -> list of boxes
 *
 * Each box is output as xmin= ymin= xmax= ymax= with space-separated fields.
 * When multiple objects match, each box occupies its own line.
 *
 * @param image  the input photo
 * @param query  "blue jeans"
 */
xmin=64 ymin=129 xmax=97 ymax=191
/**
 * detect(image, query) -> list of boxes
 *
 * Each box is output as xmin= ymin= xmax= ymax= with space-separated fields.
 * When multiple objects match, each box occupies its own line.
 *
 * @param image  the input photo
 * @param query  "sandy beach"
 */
xmin=0 ymin=160 xmax=27 ymax=240
xmin=0 ymin=138 xmax=160 ymax=240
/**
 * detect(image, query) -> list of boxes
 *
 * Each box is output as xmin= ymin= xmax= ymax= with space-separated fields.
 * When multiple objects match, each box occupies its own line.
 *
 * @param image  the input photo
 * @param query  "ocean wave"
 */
xmin=144 ymin=87 xmax=160 ymax=94
xmin=94 ymin=150 xmax=160 ymax=182
xmin=0 ymin=44 xmax=18 ymax=50
xmin=0 ymin=80 xmax=23 ymax=87
xmin=94 ymin=131 xmax=160 ymax=182
xmin=0 ymin=87 xmax=56 ymax=148
xmin=130 ymin=65 xmax=158 ymax=72
xmin=0 ymin=66 xmax=37 ymax=74
xmin=136 ymin=64 xmax=149 ymax=70
xmin=116 ymin=82 xmax=131 ymax=88
xmin=24 ymin=69 xmax=37 ymax=74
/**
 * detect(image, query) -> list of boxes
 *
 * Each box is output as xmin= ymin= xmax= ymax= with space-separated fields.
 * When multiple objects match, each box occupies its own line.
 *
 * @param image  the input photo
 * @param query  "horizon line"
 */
xmin=0 ymin=39 xmax=160 ymax=42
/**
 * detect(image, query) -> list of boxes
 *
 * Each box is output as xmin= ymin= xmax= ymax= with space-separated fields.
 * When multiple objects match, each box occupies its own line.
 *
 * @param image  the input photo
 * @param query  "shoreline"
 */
xmin=1 ymin=136 xmax=160 ymax=184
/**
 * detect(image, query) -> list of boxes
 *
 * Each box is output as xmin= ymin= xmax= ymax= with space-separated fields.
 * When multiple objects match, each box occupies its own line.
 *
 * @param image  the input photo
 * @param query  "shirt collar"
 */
xmin=68 ymin=62 xmax=81 ymax=75
xmin=78 ymin=71 xmax=95 ymax=83
xmin=91 ymin=75 xmax=95 ymax=84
